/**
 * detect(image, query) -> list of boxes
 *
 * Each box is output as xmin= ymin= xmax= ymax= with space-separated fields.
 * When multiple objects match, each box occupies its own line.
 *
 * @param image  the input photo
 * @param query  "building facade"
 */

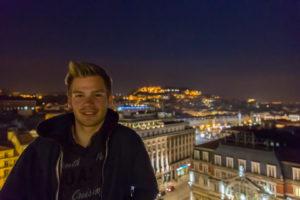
xmin=189 ymin=127 xmax=300 ymax=200
xmin=0 ymin=128 xmax=36 ymax=189
xmin=119 ymin=114 xmax=196 ymax=183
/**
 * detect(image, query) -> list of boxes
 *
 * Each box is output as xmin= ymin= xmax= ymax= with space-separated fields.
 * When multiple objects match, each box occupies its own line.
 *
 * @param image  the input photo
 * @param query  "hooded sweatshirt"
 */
xmin=58 ymin=116 xmax=106 ymax=199
xmin=0 ymin=109 xmax=158 ymax=200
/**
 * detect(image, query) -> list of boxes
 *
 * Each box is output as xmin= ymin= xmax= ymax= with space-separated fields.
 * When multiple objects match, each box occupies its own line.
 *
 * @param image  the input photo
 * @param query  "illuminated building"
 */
xmin=0 ymin=143 xmax=19 ymax=190
xmin=125 ymin=86 xmax=202 ymax=102
xmin=247 ymin=99 xmax=256 ymax=103
xmin=0 ymin=129 xmax=36 ymax=189
xmin=175 ymin=113 xmax=252 ymax=129
xmin=189 ymin=127 xmax=300 ymax=200
xmin=0 ymin=97 xmax=36 ymax=117
xmin=119 ymin=111 xmax=195 ymax=182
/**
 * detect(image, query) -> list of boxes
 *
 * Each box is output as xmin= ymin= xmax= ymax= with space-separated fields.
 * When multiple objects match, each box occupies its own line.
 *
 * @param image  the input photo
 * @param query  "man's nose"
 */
xmin=83 ymin=96 xmax=95 ymax=107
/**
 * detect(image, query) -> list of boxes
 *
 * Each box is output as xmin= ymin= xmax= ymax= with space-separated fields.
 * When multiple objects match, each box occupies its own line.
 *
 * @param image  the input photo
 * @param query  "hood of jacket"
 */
xmin=36 ymin=108 xmax=119 ymax=145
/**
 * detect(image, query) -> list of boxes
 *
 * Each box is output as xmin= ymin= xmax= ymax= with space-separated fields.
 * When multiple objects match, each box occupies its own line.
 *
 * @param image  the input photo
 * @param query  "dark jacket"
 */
xmin=0 ymin=109 xmax=158 ymax=200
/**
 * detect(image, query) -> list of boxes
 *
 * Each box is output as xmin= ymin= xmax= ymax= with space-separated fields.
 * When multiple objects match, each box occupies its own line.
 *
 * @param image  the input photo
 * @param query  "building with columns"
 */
xmin=119 ymin=111 xmax=196 ymax=182
xmin=189 ymin=126 xmax=300 ymax=200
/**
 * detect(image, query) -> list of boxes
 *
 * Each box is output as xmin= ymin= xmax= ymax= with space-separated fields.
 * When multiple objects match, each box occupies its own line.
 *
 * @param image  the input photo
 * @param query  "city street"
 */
xmin=158 ymin=175 xmax=190 ymax=200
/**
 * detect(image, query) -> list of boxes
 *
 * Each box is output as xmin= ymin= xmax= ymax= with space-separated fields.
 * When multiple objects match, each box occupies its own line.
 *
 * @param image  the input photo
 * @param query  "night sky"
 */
xmin=1 ymin=1 xmax=299 ymax=102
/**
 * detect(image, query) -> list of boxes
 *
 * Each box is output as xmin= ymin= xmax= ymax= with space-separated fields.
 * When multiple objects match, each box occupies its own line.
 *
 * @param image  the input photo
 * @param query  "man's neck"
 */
xmin=72 ymin=120 xmax=104 ymax=148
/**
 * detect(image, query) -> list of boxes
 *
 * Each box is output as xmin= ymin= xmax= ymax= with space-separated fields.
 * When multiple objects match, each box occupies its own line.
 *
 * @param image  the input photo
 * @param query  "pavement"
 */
xmin=157 ymin=174 xmax=190 ymax=200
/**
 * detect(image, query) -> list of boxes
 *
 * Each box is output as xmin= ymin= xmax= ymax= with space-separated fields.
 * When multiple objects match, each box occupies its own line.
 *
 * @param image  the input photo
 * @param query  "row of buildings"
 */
xmin=189 ymin=126 xmax=300 ymax=200
xmin=0 ymin=109 xmax=196 ymax=189
xmin=119 ymin=110 xmax=196 ymax=182
xmin=0 ymin=129 xmax=36 ymax=189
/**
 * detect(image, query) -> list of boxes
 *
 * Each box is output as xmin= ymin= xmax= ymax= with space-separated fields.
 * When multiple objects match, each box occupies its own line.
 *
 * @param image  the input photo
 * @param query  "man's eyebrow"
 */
xmin=72 ymin=91 xmax=83 ymax=94
xmin=72 ymin=90 xmax=106 ymax=94
xmin=92 ymin=89 xmax=106 ymax=93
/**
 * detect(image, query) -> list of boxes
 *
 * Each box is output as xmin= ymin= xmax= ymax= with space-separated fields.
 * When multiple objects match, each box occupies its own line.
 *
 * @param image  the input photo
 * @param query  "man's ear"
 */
xmin=108 ymin=95 xmax=113 ymax=107
xmin=67 ymin=96 xmax=72 ymax=109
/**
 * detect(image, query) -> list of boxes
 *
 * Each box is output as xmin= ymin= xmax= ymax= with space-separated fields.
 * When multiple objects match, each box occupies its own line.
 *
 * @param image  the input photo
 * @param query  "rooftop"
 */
xmin=0 ymin=141 xmax=15 ymax=151
xmin=195 ymin=139 xmax=220 ymax=150
xmin=17 ymin=133 xmax=35 ymax=145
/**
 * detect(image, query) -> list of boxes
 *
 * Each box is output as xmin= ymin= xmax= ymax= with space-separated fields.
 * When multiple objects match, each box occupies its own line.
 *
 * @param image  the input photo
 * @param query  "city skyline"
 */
xmin=1 ymin=1 xmax=299 ymax=102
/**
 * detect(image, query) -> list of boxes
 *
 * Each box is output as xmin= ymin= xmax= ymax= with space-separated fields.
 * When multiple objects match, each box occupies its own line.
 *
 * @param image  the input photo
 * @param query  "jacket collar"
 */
xmin=36 ymin=108 xmax=119 ymax=145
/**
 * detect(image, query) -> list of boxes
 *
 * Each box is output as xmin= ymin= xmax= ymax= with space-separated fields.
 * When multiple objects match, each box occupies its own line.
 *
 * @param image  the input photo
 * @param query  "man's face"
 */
xmin=68 ymin=76 xmax=113 ymax=127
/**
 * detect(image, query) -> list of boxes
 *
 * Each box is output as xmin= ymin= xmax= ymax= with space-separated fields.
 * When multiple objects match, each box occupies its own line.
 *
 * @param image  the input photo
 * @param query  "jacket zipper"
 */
xmin=55 ymin=150 xmax=63 ymax=200
xmin=101 ymin=138 xmax=110 ymax=200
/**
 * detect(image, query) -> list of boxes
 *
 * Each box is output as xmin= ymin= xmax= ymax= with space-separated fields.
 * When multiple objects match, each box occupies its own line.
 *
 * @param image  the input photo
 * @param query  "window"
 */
xmin=295 ymin=187 xmax=300 ymax=197
xmin=204 ymin=178 xmax=208 ymax=186
xmin=293 ymin=168 xmax=300 ymax=181
xmin=215 ymin=155 xmax=221 ymax=166
xmin=4 ymin=170 xmax=9 ymax=177
xmin=195 ymin=163 xmax=199 ymax=172
xmin=194 ymin=150 xmax=200 ymax=160
xmin=221 ymin=172 xmax=226 ymax=179
xmin=194 ymin=175 xmax=199 ymax=183
xmin=267 ymin=165 xmax=276 ymax=178
xmin=214 ymin=183 xmax=219 ymax=192
xmin=203 ymin=165 xmax=208 ymax=174
xmin=226 ymin=157 xmax=234 ymax=168
xmin=216 ymin=170 xmax=221 ymax=178
xmin=238 ymin=159 xmax=246 ymax=170
xmin=203 ymin=151 xmax=209 ymax=161
xmin=252 ymin=162 xmax=260 ymax=174
xmin=268 ymin=183 xmax=275 ymax=193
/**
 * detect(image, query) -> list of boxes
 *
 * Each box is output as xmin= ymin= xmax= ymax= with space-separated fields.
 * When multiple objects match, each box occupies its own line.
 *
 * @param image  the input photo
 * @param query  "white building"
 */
xmin=119 ymin=112 xmax=196 ymax=182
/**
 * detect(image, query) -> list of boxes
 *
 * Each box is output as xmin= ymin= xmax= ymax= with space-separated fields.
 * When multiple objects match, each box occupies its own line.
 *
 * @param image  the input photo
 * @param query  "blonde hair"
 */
xmin=65 ymin=61 xmax=112 ymax=97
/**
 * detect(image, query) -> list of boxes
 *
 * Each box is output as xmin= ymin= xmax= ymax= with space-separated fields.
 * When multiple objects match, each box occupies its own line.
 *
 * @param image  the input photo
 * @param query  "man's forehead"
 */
xmin=72 ymin=89 xmax=106 ymax=93
xmin=71 ymin=76 xmax=107 ymax=92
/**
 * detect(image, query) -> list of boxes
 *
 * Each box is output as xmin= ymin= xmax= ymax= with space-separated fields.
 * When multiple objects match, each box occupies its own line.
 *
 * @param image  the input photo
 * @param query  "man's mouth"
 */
xmin=81 ymin=111 xmax=97 ymax=116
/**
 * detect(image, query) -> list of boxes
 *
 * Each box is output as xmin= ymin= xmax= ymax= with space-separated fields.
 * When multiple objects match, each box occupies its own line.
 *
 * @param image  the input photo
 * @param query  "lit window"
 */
xmin=295 ymin=187 xmax=300 ymax=197
xmin=194 ymin=150 xmax=200 ymax=160
xmin=215 ymin=155 xmax=221 ymax=166
xmin=203 ymin=178 xmax=209 ymax=186
xmin=293 ymin=168 xmax=300 ymax=181
xmin=203 ymin=151 xmax=209 ymax=161
xmin=238 ymin=159 xmax=246 ymax=170
xmin=194 ymin=175 xmax=199 ymax=183
xmin=226 ymin=157 xmax=234 ymax=168
xmin=194 ymin=163 xmax=199 ymax=172
xmin=268 ymin=183 xmax=276 ymax=193
xmin=252 ymin=162 xmax=260 ymax=174
xmin=267 ymin=165 xmax=276 ymax=178
xmin=216 ymin=170 xmax=221 ymax=178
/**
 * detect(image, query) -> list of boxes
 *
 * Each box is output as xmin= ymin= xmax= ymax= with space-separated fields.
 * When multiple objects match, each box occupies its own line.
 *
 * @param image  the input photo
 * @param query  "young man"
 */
xmin=0 ymin=62 xmax=158 ymax=200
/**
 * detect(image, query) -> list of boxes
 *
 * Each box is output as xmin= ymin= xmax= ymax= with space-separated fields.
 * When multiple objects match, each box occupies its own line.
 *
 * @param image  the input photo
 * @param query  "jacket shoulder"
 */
xmin=114 ymin=124 xmax=140 ymax=137
xmin=112 ymin=124 xmax=144 ymax=146
xmin=28 ymin=136 xmax=60 ymax=152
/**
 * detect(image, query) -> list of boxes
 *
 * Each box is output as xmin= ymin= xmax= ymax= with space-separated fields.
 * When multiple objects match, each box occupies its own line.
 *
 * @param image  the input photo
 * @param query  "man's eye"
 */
xmin=95 ymin=94 xmax=102 ymax=97
xmin=75 ymin=95 xmax=83 ymax=97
